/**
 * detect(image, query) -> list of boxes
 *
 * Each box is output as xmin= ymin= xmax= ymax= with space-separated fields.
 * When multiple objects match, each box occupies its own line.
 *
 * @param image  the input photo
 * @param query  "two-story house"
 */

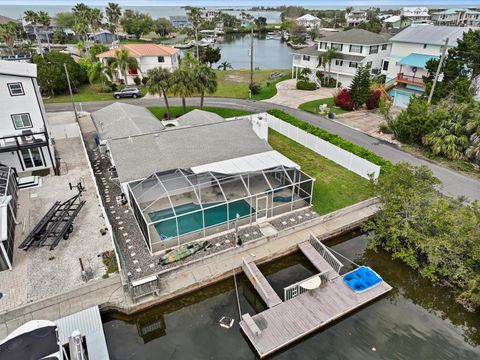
xmin=291 ymin=29 xmax=391 ymax=88
xmin=345 ymin=10 xmax=368 ymax=27
xmin=431 ymin=8 xmax=480 ymax=27
xmin=400 ymin=7 xmax=431 ymax=23
xmin=0 ymin=60 xmax=56 ymax=176
xmin=96 ymin=44 xmax=179 ymax=85
xmin=384 ymin=25 xmax=470 ymax=107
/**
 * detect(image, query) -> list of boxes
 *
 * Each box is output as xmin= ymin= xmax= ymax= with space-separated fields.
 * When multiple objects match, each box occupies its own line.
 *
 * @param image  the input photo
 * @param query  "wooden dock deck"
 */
xmin=242 ymin=258 xmax=282 ymax=308
xmin=298 ymin=241 xmax=335 ymax=275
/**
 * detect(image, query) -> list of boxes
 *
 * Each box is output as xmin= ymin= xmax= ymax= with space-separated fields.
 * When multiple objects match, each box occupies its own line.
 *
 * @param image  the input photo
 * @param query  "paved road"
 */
xmin=45 ymin=98 xmax=480 ymax=201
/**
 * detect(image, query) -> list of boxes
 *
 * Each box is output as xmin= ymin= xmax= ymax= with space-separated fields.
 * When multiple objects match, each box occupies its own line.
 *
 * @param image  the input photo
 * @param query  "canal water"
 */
xmin=102 ymin=231 xmax=480 ymax=359
xmin=214 ymin=33 xmax=293 ymax=70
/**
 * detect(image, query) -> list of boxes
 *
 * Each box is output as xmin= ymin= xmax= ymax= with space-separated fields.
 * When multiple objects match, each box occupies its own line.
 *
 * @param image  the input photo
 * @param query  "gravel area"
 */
xmin=269 ymin=208 xmax=319 ymax=231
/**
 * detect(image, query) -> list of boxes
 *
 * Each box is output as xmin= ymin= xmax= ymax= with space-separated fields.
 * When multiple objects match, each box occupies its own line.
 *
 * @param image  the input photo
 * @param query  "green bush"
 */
xmin=141 ymin=76 xmax=149 ymax=86
xmin=133 ymin=76 xmax=141 ymax=86
xmin=90 ymin=83 xmax=113 ymax=93
xmin=249 ymin=82 xmax=262 ymax=95
xmin=394 ymin=96 xmax=438 ymax=144
xmin=296 ymin=81 xmax=317 ymax=90
xmin=267 ymin=109 xmax=393 ymax=173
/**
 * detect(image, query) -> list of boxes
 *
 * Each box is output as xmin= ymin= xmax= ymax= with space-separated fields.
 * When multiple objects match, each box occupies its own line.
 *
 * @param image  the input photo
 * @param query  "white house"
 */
xmin=296 ymin=14 xmax=321 ymax=29
xmin=345 ymin=10 xmax=368 ymax=27
xmin=384 ymin=25 xmax=470 ymax=107
xmin=431 ymin=8 xmax=480 ymax=27
xmin=401 ymin=7 xmax=430 ymax=23
xmin=383 ymin=15 xmax=409 ymax=29
xmin=291 ymin=29 xmax=391 ymax=88
xmin=0 ymin=60 xmax=56 ymax=176
xmin=96 ymin=44 xmax=179 ymax=85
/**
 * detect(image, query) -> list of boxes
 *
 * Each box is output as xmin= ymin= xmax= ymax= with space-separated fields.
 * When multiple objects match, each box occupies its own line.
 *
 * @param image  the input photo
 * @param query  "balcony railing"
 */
xmin=0 ymin=130 xmax=48 ymax=153
xmin=396 ymin=73 xmax=426 ymax=87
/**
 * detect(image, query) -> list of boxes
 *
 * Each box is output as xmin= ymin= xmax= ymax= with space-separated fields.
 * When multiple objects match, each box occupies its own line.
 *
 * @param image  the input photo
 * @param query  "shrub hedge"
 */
xmin=296 ymin=81 xmax=317 ymax=90
xmin=267 ymin=109 xmax=393 ymax=173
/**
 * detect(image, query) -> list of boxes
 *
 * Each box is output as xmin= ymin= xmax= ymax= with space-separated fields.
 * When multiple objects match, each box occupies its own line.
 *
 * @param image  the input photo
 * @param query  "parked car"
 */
xmin=113 ymin=87 xmax=142 ymax=99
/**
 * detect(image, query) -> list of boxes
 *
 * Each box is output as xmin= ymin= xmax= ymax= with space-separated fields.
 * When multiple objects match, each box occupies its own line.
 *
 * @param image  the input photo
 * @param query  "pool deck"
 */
xmin=239 ymin=239 xmax=392 ymax=358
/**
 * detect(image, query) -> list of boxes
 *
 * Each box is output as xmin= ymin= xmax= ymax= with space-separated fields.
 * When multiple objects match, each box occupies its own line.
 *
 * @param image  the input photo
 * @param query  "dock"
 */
xmin=242 ymin=258 xmax=282 ymax=308
xmin=240 ymin=235 xmax=392 ymax=358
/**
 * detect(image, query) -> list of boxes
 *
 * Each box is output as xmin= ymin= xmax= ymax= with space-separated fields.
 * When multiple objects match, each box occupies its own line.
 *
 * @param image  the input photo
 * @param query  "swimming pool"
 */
xmin=342 ymin=266 xmax=383 ymax=293
xmin=149 ymin=200 xmax=254 ymax=239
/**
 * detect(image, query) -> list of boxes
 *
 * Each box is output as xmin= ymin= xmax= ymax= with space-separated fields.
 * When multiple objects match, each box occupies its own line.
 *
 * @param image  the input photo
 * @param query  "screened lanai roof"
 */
xmin=128 ymin=166 xmax=313 ymax=225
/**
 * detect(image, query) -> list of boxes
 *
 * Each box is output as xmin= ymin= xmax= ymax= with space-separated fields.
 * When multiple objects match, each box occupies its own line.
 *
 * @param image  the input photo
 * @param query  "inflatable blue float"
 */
xmin=342 ymin=266 xmax=382 ymax=293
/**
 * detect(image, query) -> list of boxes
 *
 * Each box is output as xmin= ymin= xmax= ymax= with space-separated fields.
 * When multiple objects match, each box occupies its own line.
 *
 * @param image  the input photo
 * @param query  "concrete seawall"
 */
xmin=0 ymin=198 xmax=378 ymax=337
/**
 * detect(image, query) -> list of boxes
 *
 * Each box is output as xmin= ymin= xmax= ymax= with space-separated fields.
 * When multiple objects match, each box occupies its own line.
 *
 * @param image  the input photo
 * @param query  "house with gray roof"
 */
xmin=431 ymin=8 xmax=480 ymax=27
xmin=291 ymin=29 xmax=391 ymax=87
xmin=91 ymin=105 xmax=314 ymax=253
xmin=384 ymin=25 xmax=472 ymax=107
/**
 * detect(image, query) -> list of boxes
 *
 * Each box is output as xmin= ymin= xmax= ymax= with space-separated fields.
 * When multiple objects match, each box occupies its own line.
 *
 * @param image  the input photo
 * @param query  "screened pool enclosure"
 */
xmin=128 ymin=167 xmax=314 ymax=253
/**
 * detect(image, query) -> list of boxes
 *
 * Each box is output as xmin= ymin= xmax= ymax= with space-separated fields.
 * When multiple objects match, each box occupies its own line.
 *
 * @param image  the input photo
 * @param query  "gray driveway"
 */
xmin=45 ymin=97 xmax=480 ymax=201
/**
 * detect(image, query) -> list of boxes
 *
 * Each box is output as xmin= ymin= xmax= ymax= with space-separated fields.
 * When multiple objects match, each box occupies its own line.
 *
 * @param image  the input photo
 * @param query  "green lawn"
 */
xmin=268 ymin=129 xmax=374 ymax=215
xmin=148 ymin=106 xmax=253 ymax=119
xmin=298 ymin=97 xmax=351 ymax=116
xmin=44 ymin=69 xmax=290 ymax=103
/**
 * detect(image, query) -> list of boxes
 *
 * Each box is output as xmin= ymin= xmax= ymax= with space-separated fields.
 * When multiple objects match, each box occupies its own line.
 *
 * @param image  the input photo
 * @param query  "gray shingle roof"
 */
xmin=91 ymin=102 xmax=164 ymax=140
xmin=292 ymin=46 xmax=365 ymax=61
xmin=291 ymin=46 xmax=321 ymax=56
xmin=174 ymin=109 xmax=225 ymax=127
xmin=321 ymin=29 xmax=391 ymax=45
xmin=109 ymin=119 xmax=272 ymax=184
xmin=390 ymin=25 xmax=470 ymax=47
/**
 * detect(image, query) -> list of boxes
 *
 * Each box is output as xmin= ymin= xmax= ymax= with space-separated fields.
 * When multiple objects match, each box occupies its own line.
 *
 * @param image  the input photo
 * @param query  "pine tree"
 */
xmin=349 ymin=65 xmax=371 ymax=109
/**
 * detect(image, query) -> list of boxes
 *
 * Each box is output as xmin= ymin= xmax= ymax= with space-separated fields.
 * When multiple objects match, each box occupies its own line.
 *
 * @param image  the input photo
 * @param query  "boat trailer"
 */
xmin=19 ymin=182 xmax=86 ymax=251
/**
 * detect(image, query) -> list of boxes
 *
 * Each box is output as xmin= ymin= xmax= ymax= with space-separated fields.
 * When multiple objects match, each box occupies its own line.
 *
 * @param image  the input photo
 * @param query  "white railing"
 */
xmin=266 ymin=113 xmax=381 ymax=180
xmin=283 ymin=273 xmax=326 ymax=301
xmin=309 ymin=234 xmax=343 ymax=274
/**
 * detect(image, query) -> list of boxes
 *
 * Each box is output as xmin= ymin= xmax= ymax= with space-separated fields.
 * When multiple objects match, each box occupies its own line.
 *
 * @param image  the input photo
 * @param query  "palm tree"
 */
xmin=73 ymin=19 xmax=89 ymax=49
xmin=321 ymin=47 xmax=339 ymax=81
xmin=24 ymin=11 xmax=41 ymax=57
xmin=188 ymin=7 xmax=202 ymax=58
xmin=180 ymin=51 xmax=199 ymax=70
xmin=106 ymin=2 xmax=122 ymax=39
xmin=88 ymin=61 xmax=112 ymax=85
xmin=88 ymin=8 xmax=103 ymax=34
xmin=37 ymin=11 xmax=51 ymax=51
xmin=76 ymin=40 xmax=86 ymax=56
xmin=0 ymin=22 xmax=17 ymax=55
xmin=400 ymin=15 xmax=408 ymax=28
xmin=113 ymin=48 xmax=138 ymax=84
xmin=22 ymin=39 xmax=36 ymax=56
xmin=465 ymin=113 xmax=480 ymax=163
xmin=171 ymin=68 xmax=195 ymax=114
xmin=217 ymin=61 xmax=232 ymax=71
xmin=146 ymin=67 xmax=172 ymax=119
xmin=194 ymin=65 xmax=217 ymax=109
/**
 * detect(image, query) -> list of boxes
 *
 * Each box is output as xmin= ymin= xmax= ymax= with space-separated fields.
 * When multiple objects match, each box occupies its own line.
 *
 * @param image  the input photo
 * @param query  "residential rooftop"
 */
xmin=390 ymin=25 xmax=471 ymax=46
xmin=96 ymin=43 xmax=179 ymax=58
xmin=0 ymin=59 xmax=36 ymax=77
xmin=319 ymin=29 xmax=391 ymax=45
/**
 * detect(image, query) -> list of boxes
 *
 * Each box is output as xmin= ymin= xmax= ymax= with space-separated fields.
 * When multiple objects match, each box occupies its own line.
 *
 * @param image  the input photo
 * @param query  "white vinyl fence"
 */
xmin=264 ymin=113 xmax=381 ymax=180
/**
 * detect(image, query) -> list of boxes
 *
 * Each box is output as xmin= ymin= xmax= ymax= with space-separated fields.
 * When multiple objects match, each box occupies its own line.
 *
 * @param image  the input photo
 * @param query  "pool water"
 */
xmin=149 ymin=200 xmax=254 ymax=239
xmin=343 ymin=266 xmax=382 ymax=293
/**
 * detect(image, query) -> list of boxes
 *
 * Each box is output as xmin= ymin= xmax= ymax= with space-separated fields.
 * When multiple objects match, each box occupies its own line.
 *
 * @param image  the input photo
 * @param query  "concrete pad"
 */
xmin=264 ymin=79 xmax=337 ymax=108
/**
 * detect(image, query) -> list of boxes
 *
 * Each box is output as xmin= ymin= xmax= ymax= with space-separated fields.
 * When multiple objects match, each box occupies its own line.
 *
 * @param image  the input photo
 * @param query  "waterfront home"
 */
xmin=384 ymin=25 xmax=471 ymax=107
xmin=91 ymin=104 xmax=313 ymax=254
xmin=400 ymin=7 xmax=431 ymax=23
xmin=431 ymin=8 xmax=480 ymax=27
xmin=383 ymin=15 xmax=409 ymax=29
xmin=296 ymin=14 xmax=321 ymax=29
xmin=96 ymin=43 xmax=179 ymax=85
xmin=291 ymin=29 xmax=391 ymax=87
xmin=90 ymin=29 xmax=127 ymax=44
xmin=0 ymin=60 xmax=56 ymax=176
xmin=345 ymin=10 xmax=368 ymax=27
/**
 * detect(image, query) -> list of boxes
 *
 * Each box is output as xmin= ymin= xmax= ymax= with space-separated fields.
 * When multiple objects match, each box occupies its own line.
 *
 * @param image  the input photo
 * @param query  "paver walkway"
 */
xmin=264 ymin=79 xmax=336 ymax=108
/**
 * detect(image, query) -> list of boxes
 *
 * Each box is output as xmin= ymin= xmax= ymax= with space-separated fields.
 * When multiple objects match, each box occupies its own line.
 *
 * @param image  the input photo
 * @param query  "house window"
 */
xmin=8 ymin=83 xmax=25 ymax=96
xmin=11 ymin=113 xmax=32 ymax=129
xmin=369 ymin=45 xmax=379 ymax=54
xmin=349 ymin=45 xmax=362 ymax=53
xmin=423 ymin=44 xmax=427 ymax=49
xmin=382 ymin=60 xmax=389 ymax=71
xmin=128 ymin=67 xmax=138 ymax=75
xmin=331 ymin=43 xmax=343 ymax=51
xmin=158 ymin=56 xmax=165 ymax=63
xmin=318 ymin=42 xmax=327 ymax=49
xmin=349 ymin=61 xmax=358 ymax=68
xmin=21 ymin=148 xmax=43 ymax=168
xmin=381 ymin=44 xmax=388 ymax=51
xmin=335 ymin=59 xmax=343 ymax=66
xmin=303 ymin=55 xmax=311 ymax=61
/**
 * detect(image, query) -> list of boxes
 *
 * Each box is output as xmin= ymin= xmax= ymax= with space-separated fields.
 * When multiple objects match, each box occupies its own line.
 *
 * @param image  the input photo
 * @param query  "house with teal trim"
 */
xmin=384 ymin=25 xmax=471 ymax=107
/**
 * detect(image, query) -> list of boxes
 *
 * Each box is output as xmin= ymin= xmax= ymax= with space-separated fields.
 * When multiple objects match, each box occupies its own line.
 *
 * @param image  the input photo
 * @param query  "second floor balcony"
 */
xmin=0 ymin=130 xmax=48 ymax=153
xmin=396 ymin=73 xmax=426 ymax=88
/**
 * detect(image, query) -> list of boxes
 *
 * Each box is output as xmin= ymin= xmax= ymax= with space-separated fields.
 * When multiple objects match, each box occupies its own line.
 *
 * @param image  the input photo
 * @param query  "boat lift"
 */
xmin=19 ymin=181 xmax=86 ymax=251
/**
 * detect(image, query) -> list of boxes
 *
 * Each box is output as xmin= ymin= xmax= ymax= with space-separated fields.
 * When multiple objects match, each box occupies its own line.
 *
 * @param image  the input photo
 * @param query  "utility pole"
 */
xmin=250 ymin=22 xmax=254 ymax=90
xmin=428 ymin=37 xmax=449 ymax=104
xmin=64 ymin=63 xmax=78 ymax=122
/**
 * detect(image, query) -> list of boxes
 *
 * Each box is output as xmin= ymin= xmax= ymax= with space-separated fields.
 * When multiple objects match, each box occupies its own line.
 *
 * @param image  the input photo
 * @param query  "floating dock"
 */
xmin=240 ymin=235 xmax=392 ymax=358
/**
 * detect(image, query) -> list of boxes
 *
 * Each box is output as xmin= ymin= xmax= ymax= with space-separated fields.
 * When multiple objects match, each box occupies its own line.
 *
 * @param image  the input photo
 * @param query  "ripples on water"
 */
xmin=102 ymin=231 xmax=480 ymax=359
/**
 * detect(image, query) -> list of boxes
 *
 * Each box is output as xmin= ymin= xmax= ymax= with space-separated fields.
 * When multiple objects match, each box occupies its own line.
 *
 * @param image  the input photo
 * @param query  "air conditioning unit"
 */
xmin=98 ymin=140 xmax=108 ymax=154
